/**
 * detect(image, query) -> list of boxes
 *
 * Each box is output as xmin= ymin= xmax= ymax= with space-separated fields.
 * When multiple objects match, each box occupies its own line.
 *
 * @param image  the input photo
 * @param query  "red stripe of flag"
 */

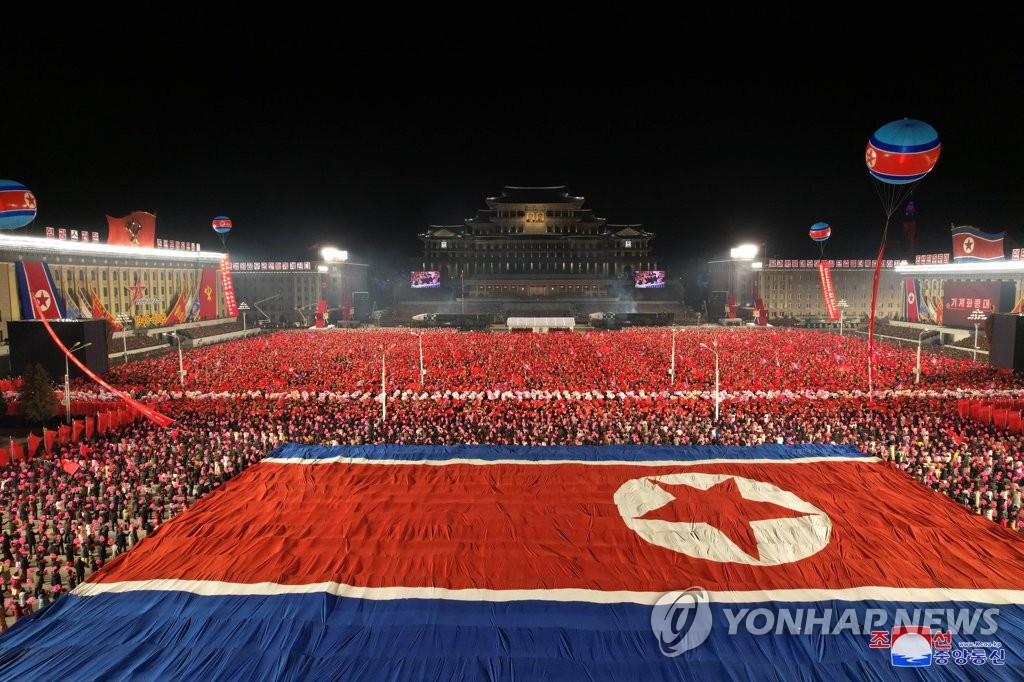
xmin=90 ymin=459 xmax=1024 ymax=593
xmin=867 ymin=143 xmax=941 ymax=178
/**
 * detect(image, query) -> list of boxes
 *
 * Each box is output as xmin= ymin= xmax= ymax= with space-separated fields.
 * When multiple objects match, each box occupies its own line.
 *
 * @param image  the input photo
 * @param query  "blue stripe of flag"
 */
xmin=1 ymin=592 xmax=1018 ymax=681
xmin=267 ymin=442 xmax=874 ymax=462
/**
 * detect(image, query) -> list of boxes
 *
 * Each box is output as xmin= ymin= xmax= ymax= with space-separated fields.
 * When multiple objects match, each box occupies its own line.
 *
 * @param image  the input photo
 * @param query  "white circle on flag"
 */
xmin=963 ymin=237 xmax=975 ymax=254
xmin=614 ymin=473 xmax=832 ymax=565
xmin=34 ymin=289 xmax=52 ymax=312
xmin=908 ymin=292 xmax=916 ymax=305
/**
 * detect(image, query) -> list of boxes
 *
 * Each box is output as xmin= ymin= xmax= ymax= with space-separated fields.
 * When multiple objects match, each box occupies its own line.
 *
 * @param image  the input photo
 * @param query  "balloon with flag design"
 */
xmin=212 ymin=216 xmax=232 ymax=248
xmin=865 ymin=118 xmax=941 ymax=218
xmin=809 ymin=222 xmax=830 ymax=258
xmin=863 ymin=118 xmax=940 ymax=401
xmin=865 ymin=119 xmax=941 ymax=186
xmin=809 ymin=222 xmax=831 ymax=243
xmin=0 ymin=180 xmax=38 ymax=229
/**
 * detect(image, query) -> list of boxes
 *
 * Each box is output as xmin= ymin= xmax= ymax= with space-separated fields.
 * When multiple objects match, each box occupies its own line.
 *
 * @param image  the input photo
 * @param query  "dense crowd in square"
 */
xmin=3 ymin=326 xmax=1023 ymax=626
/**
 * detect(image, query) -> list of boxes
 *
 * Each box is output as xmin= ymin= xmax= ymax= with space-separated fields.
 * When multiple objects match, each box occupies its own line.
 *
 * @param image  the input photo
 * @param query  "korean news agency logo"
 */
xmin=650 ymin=588 xmax=713 ymax=656
xmin=870 ymin=626 xmax=1005 ymax=668
xmin=651 ymin=591 xmax=1005 ymax=666
xmin=887 ymin=626 xmax=938 ymax=667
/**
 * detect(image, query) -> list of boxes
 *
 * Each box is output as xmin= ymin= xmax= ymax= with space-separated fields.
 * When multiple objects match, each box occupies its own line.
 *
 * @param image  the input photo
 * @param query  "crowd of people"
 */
xmin=3 ymin=325 xmax=1024 ymax=625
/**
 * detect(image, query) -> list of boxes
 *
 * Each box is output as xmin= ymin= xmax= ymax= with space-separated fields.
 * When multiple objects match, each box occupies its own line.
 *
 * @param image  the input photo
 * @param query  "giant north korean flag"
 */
xmin=2 ymin=444 xmax=1023 ymax=679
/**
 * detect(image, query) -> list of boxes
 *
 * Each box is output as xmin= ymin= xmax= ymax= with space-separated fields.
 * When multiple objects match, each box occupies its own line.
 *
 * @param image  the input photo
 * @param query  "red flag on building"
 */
xmin=27 ymin=432 xmax=42 ymax=459
xmin=0 ymin=448 xmax=7 ymax=467
xmin=904 ymin=279 xmax=920 ymax=322
xmin=951 ymin=226 xmax=1005 ymax=262
xmin=106 ymin=211 xmax=156 ymax=248
xmin=163 ymin=290 xmax=188 ymax=326
xmin=89 ymin=289 xmax=122 ymax=331
xmin=85 ymin=416 xmax=95 ymax=440
xmin=199 ymin=267 xmax=218 ymax=320
xmin=15 ymin=261 xmax=67 ymax=320
xmin=9 ymin=440 xmax=24 ymax=463
xmin=98 ymin=411 xmax=109 ymax=434
xmin=72 ymin=419 xmax=85 ymax=443
xmin=43 ymin=428 xmax=56 ymax=454
xmin=58 ymin=424 xmax=72 ymax=445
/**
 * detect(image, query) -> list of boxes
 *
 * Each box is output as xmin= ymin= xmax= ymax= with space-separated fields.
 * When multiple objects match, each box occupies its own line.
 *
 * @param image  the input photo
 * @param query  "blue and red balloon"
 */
xmin=212 ymin=216 xmax=232 ymax=234
xmin=212 ymin=216 xmax=232 ymax=248
xmin=809 ymin=222 xmax=831 ymax=243
xmin=865 ymin=119 xmax=941 ymax=185
xmin=0 ymin=180 xmax=37 ymax=229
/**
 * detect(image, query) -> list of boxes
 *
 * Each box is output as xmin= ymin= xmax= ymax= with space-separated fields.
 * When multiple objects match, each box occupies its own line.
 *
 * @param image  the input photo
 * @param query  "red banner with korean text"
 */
xmin=219 ymin=254 xmax=238 ymax=318
xmin=818 ymin=262 xmax=840 ymax=321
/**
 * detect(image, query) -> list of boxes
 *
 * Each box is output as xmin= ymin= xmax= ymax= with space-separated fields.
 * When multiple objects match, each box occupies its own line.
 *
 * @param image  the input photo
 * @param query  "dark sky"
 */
xmin=6 ymin=38 xmax=1024 ymax=281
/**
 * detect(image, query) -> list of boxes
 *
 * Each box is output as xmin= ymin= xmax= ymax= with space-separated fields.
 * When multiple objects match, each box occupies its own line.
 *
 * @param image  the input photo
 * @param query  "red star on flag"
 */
xmin=126 ymin=276 xmax=147 ymax=308
xmin=638 ymin=477 xmax=813 ymax=560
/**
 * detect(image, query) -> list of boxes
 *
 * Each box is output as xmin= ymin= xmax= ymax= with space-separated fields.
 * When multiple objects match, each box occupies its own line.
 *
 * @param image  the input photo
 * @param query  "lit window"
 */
xmin=624 ymin=240 xmax=632 ymax=248
xmin=440 ymin=241 xmax=448 ymax=249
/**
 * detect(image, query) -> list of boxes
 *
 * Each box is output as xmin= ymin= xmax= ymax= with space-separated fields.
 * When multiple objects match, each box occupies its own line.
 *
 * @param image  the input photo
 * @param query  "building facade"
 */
xmin=1 ymin=233 xmax=228 ymax=339
xmin=418 ymin=186 xmax=659 ymax=299
xmin=711 ymin=254 xmax=1024 ymax=329
xmin=229 ymin=259 xmax=369 ymax=326
xmin=0 ymin=234 xmax=370 ymax=343
xmin=757 ymin=262 xmax=905 ymax=321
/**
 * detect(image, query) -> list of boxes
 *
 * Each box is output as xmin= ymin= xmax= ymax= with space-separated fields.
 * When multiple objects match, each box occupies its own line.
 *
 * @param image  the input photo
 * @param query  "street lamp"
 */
xmin=168 ymin=332 xmax=186 ymax=388
xmin=413 ymin=331 xmax=426 ymax=388
xmin=238 ymin=302 xmax=250 ymax=331
xmin=915 ymin=328 xmax=929 ymax=385
xmin=320 ymin=247 xmax=348 ymax=262
xmin=115 ymin=314 xmax=132 ymax=364
xmin=699 ymin=341 xmax=720 ymax=422
xmin=64 ymin=341 xmax=92 ymax=423
xmin=968 ymin=309 xmax=986 ymax=361
xmin=380 ymin=343 xmax=396 ymax=422
xmin=837 ymin=299 xmax=849 ymax=336
xmin=669 ymin=326 xmax=680 ymax=385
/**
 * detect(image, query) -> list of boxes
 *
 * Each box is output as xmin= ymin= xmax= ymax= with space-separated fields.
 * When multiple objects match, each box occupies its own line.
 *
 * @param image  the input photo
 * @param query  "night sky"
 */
xmin=6 ymin=39 xmax=1024 ymax=288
